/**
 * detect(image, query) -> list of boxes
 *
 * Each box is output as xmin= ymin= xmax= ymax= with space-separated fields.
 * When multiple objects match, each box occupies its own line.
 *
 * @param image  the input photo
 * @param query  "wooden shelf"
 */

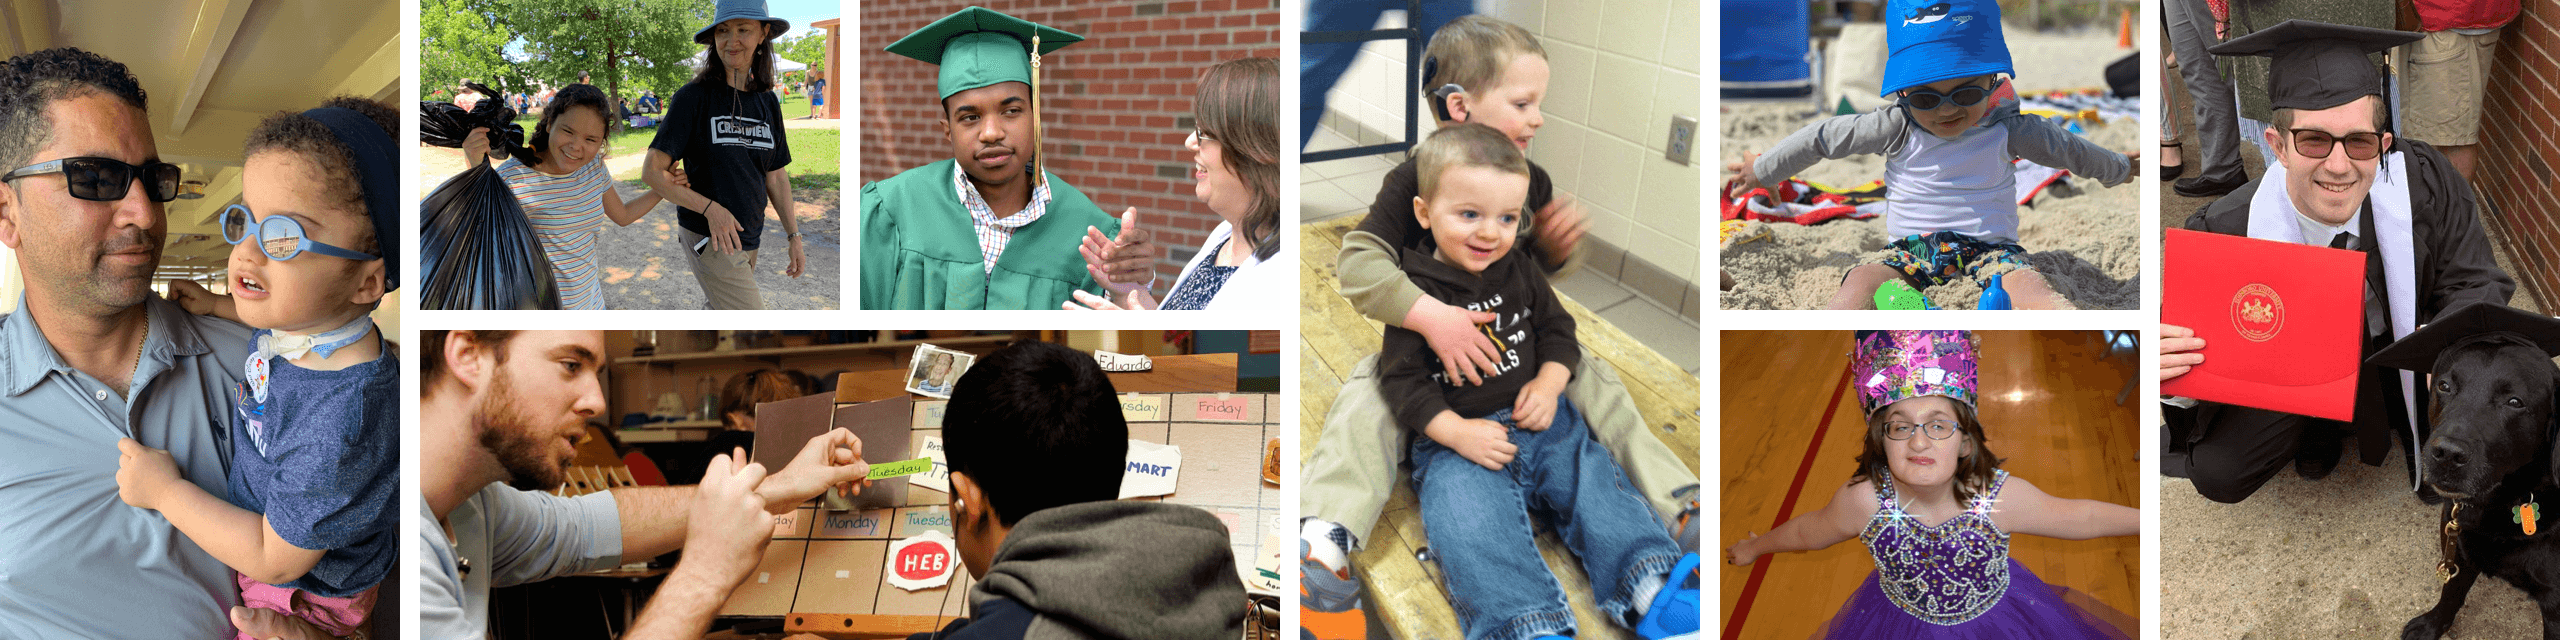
xmin=619 ymin=428 xmax=712 ymax=443
xmin=616 ymin=335 xmax=1014 ymax=366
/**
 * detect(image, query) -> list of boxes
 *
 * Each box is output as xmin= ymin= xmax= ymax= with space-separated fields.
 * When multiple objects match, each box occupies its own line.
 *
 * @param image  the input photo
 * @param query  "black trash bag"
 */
xmin=418 ymin=163 xmax=560 ymax=310
xmin=419 ymin=82 xmax=524 ymax=153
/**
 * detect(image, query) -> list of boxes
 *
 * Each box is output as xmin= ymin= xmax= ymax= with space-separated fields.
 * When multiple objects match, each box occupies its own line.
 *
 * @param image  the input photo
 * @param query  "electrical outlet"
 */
xmin=1665 ymin=114 xmax=1697 ymax=165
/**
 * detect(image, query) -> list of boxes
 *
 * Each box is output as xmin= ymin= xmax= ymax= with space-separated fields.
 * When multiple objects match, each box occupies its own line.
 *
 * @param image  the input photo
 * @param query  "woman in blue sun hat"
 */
xmin=1723 ymin=0 xmax=2139 ymax=311
xmin=637 ymin=0 xmax=809 ymax=310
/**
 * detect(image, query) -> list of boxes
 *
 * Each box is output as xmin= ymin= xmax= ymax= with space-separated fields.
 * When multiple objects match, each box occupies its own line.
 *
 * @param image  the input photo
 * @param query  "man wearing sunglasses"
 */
xmin=2162 ymin=21 xmax=2514 ymax=504
xmin=0 ymin=48 xmax=263 ymax=638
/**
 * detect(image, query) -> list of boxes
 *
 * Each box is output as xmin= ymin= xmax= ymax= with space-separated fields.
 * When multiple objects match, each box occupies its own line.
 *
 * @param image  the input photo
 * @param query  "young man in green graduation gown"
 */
xmin=861 ymin=7 xmax=1153 ymax=310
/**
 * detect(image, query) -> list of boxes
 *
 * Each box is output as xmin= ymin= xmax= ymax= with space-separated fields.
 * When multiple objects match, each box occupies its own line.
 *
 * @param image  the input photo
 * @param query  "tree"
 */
xmin=488 ymin=0 xmax=707 ymax=104
xmin=776 ymin=29 xmax=828 ymax=76
xmin=420 ymin=0 xmax=521 ymax=101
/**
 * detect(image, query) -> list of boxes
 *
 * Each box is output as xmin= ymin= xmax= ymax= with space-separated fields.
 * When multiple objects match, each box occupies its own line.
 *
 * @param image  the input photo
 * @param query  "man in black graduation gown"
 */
xmin=2161 ymin=20 xmax=2515 ymax=503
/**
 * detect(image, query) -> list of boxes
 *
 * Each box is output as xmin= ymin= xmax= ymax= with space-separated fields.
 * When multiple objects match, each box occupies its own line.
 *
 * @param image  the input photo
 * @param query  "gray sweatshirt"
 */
xmin=956 ymin=501 xmax=1247 ymax=639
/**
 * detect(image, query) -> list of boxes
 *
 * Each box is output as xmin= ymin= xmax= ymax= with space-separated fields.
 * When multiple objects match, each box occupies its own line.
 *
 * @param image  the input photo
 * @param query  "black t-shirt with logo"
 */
xmin=650 ymin=80 xmax=792 ymax=251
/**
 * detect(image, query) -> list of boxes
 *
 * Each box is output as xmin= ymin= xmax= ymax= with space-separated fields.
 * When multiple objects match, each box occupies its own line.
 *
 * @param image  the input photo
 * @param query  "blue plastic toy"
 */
xmin=1978 ymin=273 xmax=2013 ymax=310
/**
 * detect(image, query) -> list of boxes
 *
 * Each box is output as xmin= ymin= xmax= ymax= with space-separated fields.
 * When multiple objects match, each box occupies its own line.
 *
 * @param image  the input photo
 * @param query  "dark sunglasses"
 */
xmin=0 ymin=156 xmax=183 ymax=202
xmin=2286 ymin=129 xmax=2386 ymax=161
xmin=1899 ymin=78 xmax=2004 ymax=112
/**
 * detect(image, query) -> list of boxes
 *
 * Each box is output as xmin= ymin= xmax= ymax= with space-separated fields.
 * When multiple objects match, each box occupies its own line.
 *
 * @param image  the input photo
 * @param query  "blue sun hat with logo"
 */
xmin=1880 ymin=0 xmax=2015 ymax=96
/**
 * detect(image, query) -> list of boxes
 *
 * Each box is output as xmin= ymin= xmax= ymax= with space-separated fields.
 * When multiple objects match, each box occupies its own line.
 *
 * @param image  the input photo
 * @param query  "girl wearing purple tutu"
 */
xmin=1725 ymin=330 xmax=2138 ymax=638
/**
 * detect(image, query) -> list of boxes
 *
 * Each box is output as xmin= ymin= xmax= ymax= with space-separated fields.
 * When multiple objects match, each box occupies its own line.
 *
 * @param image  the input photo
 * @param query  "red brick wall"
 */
xmin=860 ymin=0 xmax=1281 ymax=288
xmin=2476 ymin=1 xmax=2560 ymax=309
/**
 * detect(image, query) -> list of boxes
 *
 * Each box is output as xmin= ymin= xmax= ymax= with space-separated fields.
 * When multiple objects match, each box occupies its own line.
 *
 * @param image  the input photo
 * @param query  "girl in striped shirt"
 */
xmin=463 ymin=84 xmax=682 ymax=309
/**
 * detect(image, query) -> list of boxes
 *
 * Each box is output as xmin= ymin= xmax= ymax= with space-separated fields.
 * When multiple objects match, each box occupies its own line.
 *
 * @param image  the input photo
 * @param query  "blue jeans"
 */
xmin=1409 ymin=398 xmax=1682 ymax=640
xmin=1300 ymin=0 xmax=1474 ymax=146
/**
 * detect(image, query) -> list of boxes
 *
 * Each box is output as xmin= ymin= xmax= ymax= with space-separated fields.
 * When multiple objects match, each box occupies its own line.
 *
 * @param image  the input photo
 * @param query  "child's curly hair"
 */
xmin=1847 ymin=400 xmax=2007 ymax=507
xmin=242 ymin=95 xmax=397 ymax=256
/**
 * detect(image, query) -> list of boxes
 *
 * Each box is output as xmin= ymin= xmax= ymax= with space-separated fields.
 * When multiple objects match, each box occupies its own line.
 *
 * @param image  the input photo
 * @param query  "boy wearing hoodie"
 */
xmin=1306 ymin=16 xmax=1700 ymax=636
xmin=921 ymin=341 xmax=1247 ymax=639
xmin=1377 ymin=124 xmax=1699 ymax=640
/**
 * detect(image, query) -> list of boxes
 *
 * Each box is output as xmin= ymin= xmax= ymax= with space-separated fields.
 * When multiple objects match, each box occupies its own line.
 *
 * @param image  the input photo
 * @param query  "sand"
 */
xmin=1719 ymin=30 xmax=2141 ymax=310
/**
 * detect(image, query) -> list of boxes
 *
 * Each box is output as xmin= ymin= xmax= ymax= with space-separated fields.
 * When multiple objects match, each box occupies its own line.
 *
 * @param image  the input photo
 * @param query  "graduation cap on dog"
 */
xmin=2367 ymin=301 xmax=2560 ymax=373
xmin=887 ymin=7 xmax=1084 ymax=187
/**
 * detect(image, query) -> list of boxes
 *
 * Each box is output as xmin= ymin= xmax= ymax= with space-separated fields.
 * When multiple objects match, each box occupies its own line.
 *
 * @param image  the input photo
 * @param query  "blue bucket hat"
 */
xmin=696 ymin=0 xmax=789 ymax=45
xmin=1880 ymin=0 xmax=2014 ymax=96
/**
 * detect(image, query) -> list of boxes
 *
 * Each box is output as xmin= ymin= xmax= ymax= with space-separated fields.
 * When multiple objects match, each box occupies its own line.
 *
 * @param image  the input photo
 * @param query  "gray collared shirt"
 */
xmin=0 ymin=294 xmax=254 ymax=638
xmin=420 ymin=483 xmax=625 ymax=638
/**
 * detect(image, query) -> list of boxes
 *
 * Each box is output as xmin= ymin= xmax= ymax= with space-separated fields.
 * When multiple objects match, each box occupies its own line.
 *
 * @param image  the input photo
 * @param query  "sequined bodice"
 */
xmin=1859 ymin=468 xmax=2011 ymax=626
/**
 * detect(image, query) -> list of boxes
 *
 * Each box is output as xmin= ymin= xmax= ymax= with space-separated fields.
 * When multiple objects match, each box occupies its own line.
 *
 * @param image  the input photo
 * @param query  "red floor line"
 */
xmin=1722 ymin=361 xmax=1856 ymax=640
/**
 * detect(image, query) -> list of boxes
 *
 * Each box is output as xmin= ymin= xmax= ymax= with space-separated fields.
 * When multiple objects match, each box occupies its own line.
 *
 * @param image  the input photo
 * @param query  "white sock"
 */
xmin=1629 ymin=573 xmax=1666 ymax=618
xmin=1300 ymin=518 xmax=1351 ymax=573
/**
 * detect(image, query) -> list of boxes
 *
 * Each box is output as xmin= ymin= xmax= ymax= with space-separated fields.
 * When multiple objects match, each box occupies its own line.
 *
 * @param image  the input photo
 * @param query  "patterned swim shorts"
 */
xmin=1878 ymin=231 xmax=2029 ymax=287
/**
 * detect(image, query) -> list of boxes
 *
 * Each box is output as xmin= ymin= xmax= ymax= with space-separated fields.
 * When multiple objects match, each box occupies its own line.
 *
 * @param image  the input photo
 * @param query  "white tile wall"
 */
xmin=1313 ymin=0 xmax=1701 ymax=286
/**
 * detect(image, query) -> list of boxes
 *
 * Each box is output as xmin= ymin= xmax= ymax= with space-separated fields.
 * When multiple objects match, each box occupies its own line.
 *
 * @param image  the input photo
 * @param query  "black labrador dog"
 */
xmin=2400 ymin=330 xmax=2560 ymax=640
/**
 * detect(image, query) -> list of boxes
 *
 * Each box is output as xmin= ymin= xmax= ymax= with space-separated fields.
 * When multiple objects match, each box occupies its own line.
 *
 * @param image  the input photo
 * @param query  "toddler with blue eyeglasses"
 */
xmin=120 ymin=96 xmax=400 ymax=640
xmin=1725 ymin=0 xmax=2136 ymax=310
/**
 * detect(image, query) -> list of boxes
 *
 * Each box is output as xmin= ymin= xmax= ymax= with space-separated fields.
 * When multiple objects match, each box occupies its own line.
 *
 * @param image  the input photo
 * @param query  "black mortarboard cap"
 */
xmin=2208 ymin=20 xmax=2422 ymax=112
xmin=2368 ymin=301 xmax=2560 ymax=373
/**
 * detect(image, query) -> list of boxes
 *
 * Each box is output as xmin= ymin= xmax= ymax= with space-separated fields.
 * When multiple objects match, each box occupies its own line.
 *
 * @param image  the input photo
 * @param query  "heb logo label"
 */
xmin=885 ymin=530 xmax=959 ymax=590
xmin=711 ymin=115 xmax=775 ymax=150
xmin=894 ymin=541 xmax=950 ymax=579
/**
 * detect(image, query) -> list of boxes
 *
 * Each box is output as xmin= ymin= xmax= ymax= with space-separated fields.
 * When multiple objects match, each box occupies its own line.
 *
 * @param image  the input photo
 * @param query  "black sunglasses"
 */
xmin=0 ymin=157 xmax=183 ymax=202
xmin=2286 ymin=129 xmax=2386 ymax=161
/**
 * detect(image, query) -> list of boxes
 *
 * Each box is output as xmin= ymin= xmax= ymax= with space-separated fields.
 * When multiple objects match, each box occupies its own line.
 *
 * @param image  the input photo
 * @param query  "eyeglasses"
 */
xmin=1188 ymin=129 xmax=1218 ymax=147
xmin=1884 ymin=420 xmax=1958 ymax=441
xmin=1899 ymin=78 xmax=2002 ymax=112
xmin=0 ymin=157 xmax=183 ymax=202
xmin=219 ymin=204 xmax=378 ymax=261
xmin=2285 ymin=129 xmax=2386 ymax=161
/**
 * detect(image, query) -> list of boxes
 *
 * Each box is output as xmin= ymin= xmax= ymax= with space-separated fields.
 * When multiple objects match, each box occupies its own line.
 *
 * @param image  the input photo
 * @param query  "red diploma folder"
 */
xmin=2161 ymin=228 xmax=2368 ymax=421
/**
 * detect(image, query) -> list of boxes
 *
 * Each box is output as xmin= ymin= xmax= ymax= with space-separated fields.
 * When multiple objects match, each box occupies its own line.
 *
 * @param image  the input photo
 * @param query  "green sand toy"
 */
xmin=1874 ymin=279 xmax=1936 ymax=310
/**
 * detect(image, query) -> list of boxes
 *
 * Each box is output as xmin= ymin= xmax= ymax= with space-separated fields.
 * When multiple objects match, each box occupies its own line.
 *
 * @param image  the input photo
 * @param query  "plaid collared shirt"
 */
xmin=955 ymin=167 xmax=1053 ymax=275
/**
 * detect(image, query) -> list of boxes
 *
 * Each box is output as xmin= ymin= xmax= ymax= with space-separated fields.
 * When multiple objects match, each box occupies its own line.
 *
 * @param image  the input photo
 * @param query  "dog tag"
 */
xmin=2517 ymin=503 xmax=2541 ymax=536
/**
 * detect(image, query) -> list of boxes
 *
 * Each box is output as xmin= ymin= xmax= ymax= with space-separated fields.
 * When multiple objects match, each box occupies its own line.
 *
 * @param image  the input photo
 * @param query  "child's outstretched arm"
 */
xmin=1728 ymin=480 xmax=1879 ymax=566
xmin=1983 ymin=475 xmax=2139 ymax=540
xmin=115 ymin=438 xmax=323 ymax=586
xmin=1739 ymin=109 xmax=1910 ymax=193
xmin=2004 ymin=115 xmax=2136 ymax=187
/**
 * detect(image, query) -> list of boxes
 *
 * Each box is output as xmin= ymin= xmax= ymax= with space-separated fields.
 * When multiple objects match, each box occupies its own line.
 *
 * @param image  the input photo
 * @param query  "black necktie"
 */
xmin=2329 ymin=232 xmax=2355 ymax=250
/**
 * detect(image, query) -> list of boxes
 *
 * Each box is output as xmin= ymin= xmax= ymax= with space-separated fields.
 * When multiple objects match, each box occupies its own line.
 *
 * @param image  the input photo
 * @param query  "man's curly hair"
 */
xmin=243 ymin=96 xmax=398 ymax=254
xmin=0 ymin=48 xmax=149 ymax=173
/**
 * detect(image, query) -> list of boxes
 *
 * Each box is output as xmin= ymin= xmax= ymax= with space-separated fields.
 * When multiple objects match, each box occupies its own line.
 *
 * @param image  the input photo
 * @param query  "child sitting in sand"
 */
xmin=1726 ymin=0 xmax=2135 ymax=310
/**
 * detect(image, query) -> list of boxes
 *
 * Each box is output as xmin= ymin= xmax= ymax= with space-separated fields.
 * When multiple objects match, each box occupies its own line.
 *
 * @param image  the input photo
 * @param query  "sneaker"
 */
xmin=1634 ymin=553 xmax=1702 ymax=640
xmin=1300 ymin=539 xmax=1379 ymax=640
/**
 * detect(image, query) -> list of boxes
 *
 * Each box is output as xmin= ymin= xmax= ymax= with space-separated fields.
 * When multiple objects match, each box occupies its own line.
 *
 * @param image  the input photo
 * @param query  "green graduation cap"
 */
xmin=885 ymin=6 xmax=1083 ymax=100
